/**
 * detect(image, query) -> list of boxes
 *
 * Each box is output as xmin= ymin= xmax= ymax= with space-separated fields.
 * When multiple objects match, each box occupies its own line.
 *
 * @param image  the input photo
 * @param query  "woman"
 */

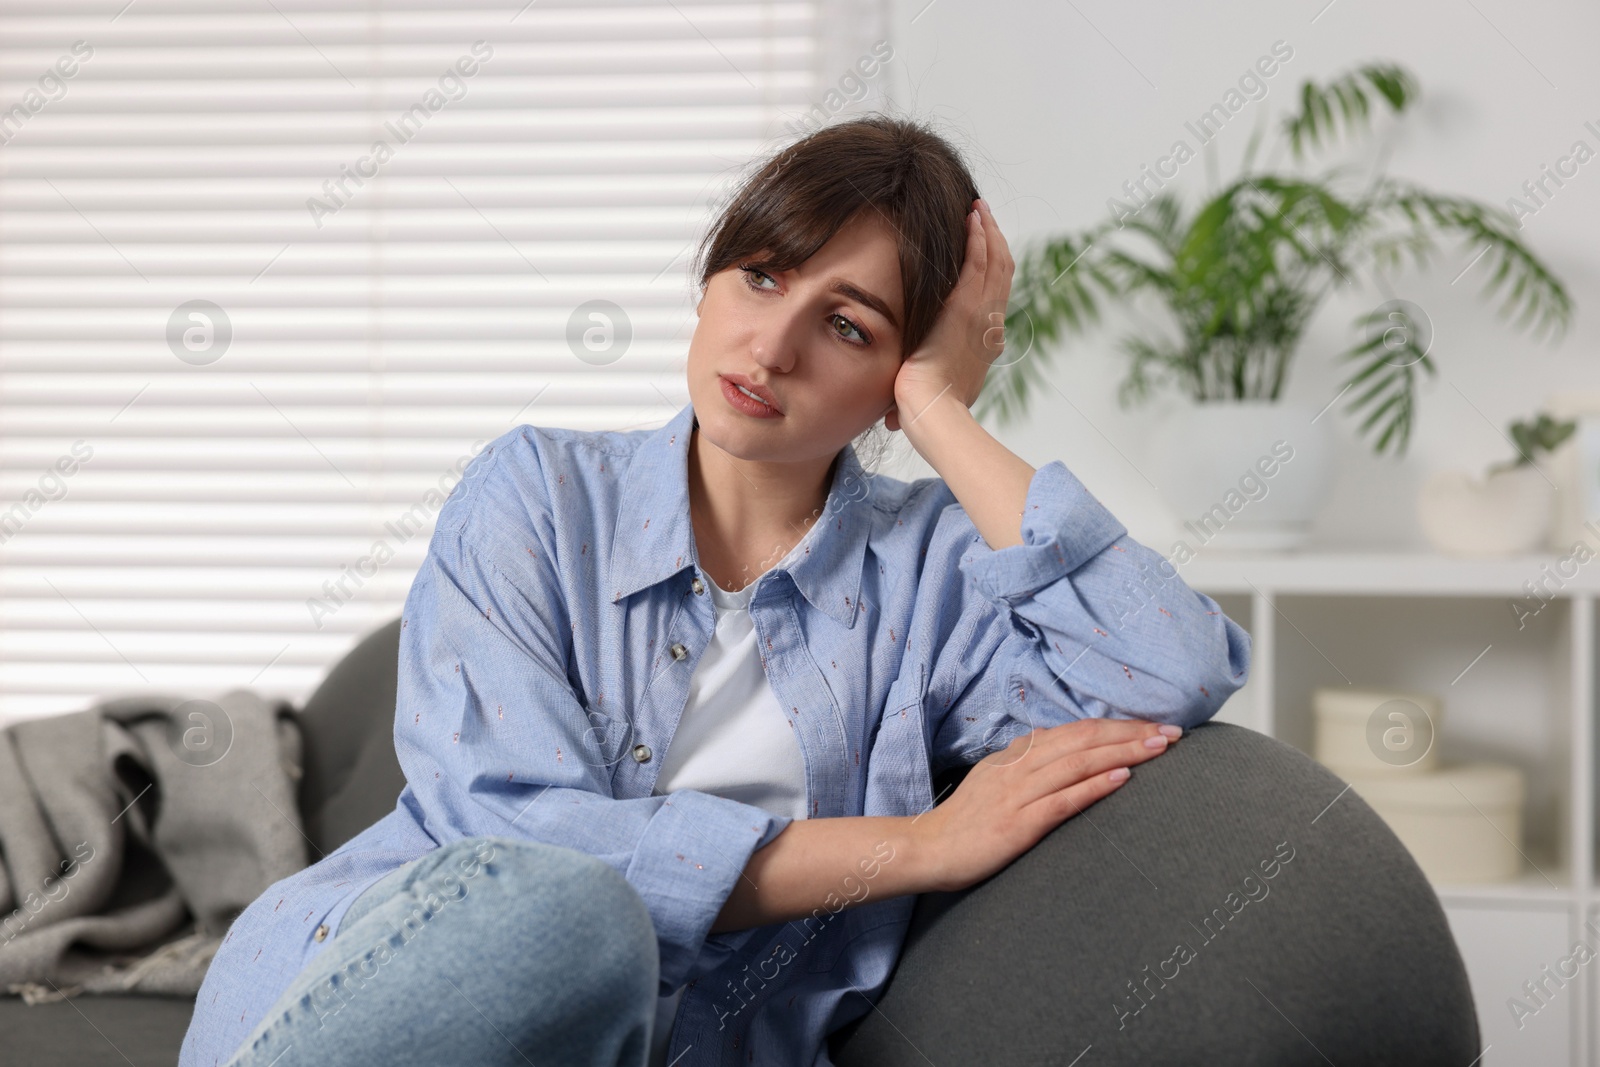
xmin=180 ymin=115 xmax=1250 ymax=1067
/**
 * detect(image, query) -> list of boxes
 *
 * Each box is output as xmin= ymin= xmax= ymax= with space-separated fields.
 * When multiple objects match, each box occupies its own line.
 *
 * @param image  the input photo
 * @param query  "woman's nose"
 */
xmin=750 ymin=322 xmax=799 ymax=373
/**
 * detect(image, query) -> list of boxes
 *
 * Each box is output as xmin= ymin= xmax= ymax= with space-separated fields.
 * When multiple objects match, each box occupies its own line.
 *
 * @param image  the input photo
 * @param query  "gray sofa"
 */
xmin=0 ymin=617 xmax=1482 ymax=1065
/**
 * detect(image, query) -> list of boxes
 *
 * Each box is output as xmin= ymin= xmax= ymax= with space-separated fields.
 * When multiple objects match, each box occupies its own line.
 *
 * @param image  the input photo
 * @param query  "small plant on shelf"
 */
xmin=1483 ymin=413 xmax=1575 ymax=478
xmin=1416 ymin=410 xmax=1574 ymax=557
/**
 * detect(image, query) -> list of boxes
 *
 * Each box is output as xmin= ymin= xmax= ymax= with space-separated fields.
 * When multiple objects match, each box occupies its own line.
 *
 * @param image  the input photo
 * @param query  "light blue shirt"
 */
xmin=180 ymin=399 xmax=1251 ymax=1067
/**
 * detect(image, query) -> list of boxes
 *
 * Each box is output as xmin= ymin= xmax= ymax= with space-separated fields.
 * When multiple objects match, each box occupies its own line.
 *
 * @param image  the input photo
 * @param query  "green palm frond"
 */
xmin=972 ymin=222 xmax=1120 ymax=427
xmin=1335 ymin=304 xmax=1439 ymax=456
xmin=1361 ymin=178 xmax=1573 ymax=342
xmin=1282 ymin=62 xmax=1418 ymax=160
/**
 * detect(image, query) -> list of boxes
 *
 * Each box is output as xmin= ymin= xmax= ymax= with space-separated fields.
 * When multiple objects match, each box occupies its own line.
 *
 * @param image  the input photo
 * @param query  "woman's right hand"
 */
xmin=911 ymin=719 xmax=1181 ymax=893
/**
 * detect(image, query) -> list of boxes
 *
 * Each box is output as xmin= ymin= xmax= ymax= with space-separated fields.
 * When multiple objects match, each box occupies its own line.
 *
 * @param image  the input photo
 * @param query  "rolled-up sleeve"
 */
xmin=920 ymin=460 xmax=1252 ymax=770
xmin=394 ymin=452 xmax=791 ymax=990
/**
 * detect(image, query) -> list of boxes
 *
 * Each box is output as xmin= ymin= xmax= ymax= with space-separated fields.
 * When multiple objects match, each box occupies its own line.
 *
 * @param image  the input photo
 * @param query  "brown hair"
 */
xmin=692 ymin=114 xmax=982 ymax=361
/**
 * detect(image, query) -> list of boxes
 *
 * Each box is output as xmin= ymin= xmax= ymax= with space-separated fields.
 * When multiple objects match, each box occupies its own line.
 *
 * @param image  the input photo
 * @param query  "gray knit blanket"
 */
xmin=0 ymin=690 xmax=307 ymax=1004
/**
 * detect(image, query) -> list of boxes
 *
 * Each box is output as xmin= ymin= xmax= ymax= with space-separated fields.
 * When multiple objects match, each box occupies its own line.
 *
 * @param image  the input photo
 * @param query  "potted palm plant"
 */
xmin=981 ymin=61 xmax=1573 ymax=552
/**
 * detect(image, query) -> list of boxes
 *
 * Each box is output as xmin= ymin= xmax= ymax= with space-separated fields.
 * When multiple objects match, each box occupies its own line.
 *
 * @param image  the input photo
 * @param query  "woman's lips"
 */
xmin=720 ymin=375 xmax=783 ymax=418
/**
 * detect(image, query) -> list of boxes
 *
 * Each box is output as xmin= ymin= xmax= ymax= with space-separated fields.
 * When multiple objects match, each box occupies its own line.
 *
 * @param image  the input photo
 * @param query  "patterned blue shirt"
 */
xmin=180 ymin=399 xmax=1251 ymax=1067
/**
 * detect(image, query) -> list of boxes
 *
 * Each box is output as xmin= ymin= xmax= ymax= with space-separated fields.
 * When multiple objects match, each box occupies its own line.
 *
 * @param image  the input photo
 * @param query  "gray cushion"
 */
xmin=295 ymin=617 xmax=407 ymax=857
xmin=0 ymin=993 xmax=196 ymax=1066
xmin=829 ymin=721 xmax=1481 ymax=1066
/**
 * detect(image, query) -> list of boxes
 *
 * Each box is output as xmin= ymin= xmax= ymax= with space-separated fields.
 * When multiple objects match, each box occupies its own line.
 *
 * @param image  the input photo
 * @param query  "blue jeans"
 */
xmin=221 ymin=835 xmax=659 ymax=1067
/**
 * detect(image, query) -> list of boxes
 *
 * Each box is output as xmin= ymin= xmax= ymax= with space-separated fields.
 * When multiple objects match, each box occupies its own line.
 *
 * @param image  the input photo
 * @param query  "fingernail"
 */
xmin=1144 ymin=734 xmax=1168 ymax=750
xmin=977 ymin=198 xmax=989 ymax=212
xmin=1158 ymin=724 xmax=1183 ymax=738
xmin=1109 ymin=767 xmax=1130 ymax=782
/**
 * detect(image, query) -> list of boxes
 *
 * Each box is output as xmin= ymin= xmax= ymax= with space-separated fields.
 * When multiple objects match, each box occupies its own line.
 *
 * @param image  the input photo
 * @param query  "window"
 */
xmin=0 ymin=0 xmax=890 ymax=723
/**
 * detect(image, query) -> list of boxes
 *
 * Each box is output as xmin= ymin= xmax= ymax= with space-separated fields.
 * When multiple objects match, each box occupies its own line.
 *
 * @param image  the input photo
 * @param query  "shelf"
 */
xmin=1433 ymin=872 xmax=1573 ymax=907
xmin=1430 ymin=850 xmax=1573 ymax=906
xmin=1178 ymin=549 xmax=1592 ymax=596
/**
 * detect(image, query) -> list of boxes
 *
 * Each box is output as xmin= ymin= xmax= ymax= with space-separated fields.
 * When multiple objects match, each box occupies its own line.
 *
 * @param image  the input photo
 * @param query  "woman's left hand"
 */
xmin=885 ymin=197 xmax=1014 ymax=433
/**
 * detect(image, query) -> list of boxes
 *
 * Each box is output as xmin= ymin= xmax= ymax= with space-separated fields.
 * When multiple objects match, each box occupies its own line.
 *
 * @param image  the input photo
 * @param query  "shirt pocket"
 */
xmin=860 ymin=663 xmax=933 ymax=820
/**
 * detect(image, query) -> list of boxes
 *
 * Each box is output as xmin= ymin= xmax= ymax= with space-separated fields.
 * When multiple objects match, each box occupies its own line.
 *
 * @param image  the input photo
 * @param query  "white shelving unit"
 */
xmin=1182 ymin=552 xmax=1594 ymax=1066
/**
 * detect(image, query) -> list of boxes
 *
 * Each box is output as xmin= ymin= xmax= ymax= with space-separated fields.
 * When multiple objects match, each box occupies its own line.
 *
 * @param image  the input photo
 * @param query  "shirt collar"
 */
xmin=606 ymin=400 xmax=872 ymax=629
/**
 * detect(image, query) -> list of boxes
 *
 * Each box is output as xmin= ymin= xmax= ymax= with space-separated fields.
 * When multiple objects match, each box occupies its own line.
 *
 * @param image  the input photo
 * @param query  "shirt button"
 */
xmin=691 ymin=577 xmax=705 ymax=595
xmin=632 ymin=743 xmax=652 ymax=763
xmin=313 ymin=924 xmax=329 ymax=942
xmin=670 ymin=642 xmax=688 ymax=660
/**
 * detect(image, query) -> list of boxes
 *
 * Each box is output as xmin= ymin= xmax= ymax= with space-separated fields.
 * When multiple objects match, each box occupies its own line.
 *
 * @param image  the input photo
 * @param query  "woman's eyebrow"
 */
xmin=829 ymin=279 xmax=899 ymax=330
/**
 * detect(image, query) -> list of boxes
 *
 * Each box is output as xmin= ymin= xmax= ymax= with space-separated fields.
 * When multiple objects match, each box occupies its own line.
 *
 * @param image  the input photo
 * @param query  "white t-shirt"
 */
xmin=646 ymin=520 xmax=819 ymax=1067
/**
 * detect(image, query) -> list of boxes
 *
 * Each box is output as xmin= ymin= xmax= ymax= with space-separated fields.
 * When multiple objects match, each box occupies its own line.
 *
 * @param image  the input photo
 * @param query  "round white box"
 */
xmin=1344 ymin=763 xmax=1526 ymax=884
xmin=1313 ymin=687 xmax=1443 ymax=777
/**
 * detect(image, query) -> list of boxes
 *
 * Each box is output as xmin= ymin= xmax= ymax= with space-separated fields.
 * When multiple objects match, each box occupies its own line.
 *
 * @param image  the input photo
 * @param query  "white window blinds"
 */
xmin=0 ymin=0 xmax=891 ymax=724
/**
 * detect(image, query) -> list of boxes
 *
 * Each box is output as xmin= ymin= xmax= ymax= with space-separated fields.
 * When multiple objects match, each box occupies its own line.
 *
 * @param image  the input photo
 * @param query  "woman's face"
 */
xmin=687 ymin=209 xmax=905 ymax=466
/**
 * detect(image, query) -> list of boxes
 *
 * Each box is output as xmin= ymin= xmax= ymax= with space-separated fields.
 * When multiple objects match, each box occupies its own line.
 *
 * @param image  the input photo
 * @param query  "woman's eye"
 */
xmin=740 ymin=265 xmax=777 ymax=290
xmin=739 ymin=264 xmax=871 ymax=347
xmin=831 ymin=315 xmax=867 ymax=345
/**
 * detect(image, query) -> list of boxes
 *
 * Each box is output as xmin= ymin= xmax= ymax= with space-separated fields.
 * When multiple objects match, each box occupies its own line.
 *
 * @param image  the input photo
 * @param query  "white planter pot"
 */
xmin=1416 ymin=465 xmax=1554 ymax=556
xmin=1147 ymin=399 xmax=1335 ymax=552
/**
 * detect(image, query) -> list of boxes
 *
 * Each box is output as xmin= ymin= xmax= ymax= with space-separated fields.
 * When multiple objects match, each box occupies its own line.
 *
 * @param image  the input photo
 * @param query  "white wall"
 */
xmin=866 ymin=0 xmax=1600 ymax=555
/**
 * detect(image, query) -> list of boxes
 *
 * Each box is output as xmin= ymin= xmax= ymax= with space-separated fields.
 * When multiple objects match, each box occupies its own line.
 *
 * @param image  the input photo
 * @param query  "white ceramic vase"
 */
xmin=1147 ymin=398 xmax=1335 ymax=552
xmin=1416 ymin=465 xmax=1554 ymax=556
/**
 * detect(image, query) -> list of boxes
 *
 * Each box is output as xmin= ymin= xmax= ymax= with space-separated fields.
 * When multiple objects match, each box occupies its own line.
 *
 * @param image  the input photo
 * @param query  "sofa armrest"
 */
xmin=830 ymin=721 xmax=1481 ymax=1066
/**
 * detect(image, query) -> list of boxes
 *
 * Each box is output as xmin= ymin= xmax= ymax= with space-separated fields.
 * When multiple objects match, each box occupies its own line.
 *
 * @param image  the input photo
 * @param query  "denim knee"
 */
xmin=217 ymin=836 xmax=659 ymax=1067
xmin=448 ymin=836 xmax=658 ymax=1000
